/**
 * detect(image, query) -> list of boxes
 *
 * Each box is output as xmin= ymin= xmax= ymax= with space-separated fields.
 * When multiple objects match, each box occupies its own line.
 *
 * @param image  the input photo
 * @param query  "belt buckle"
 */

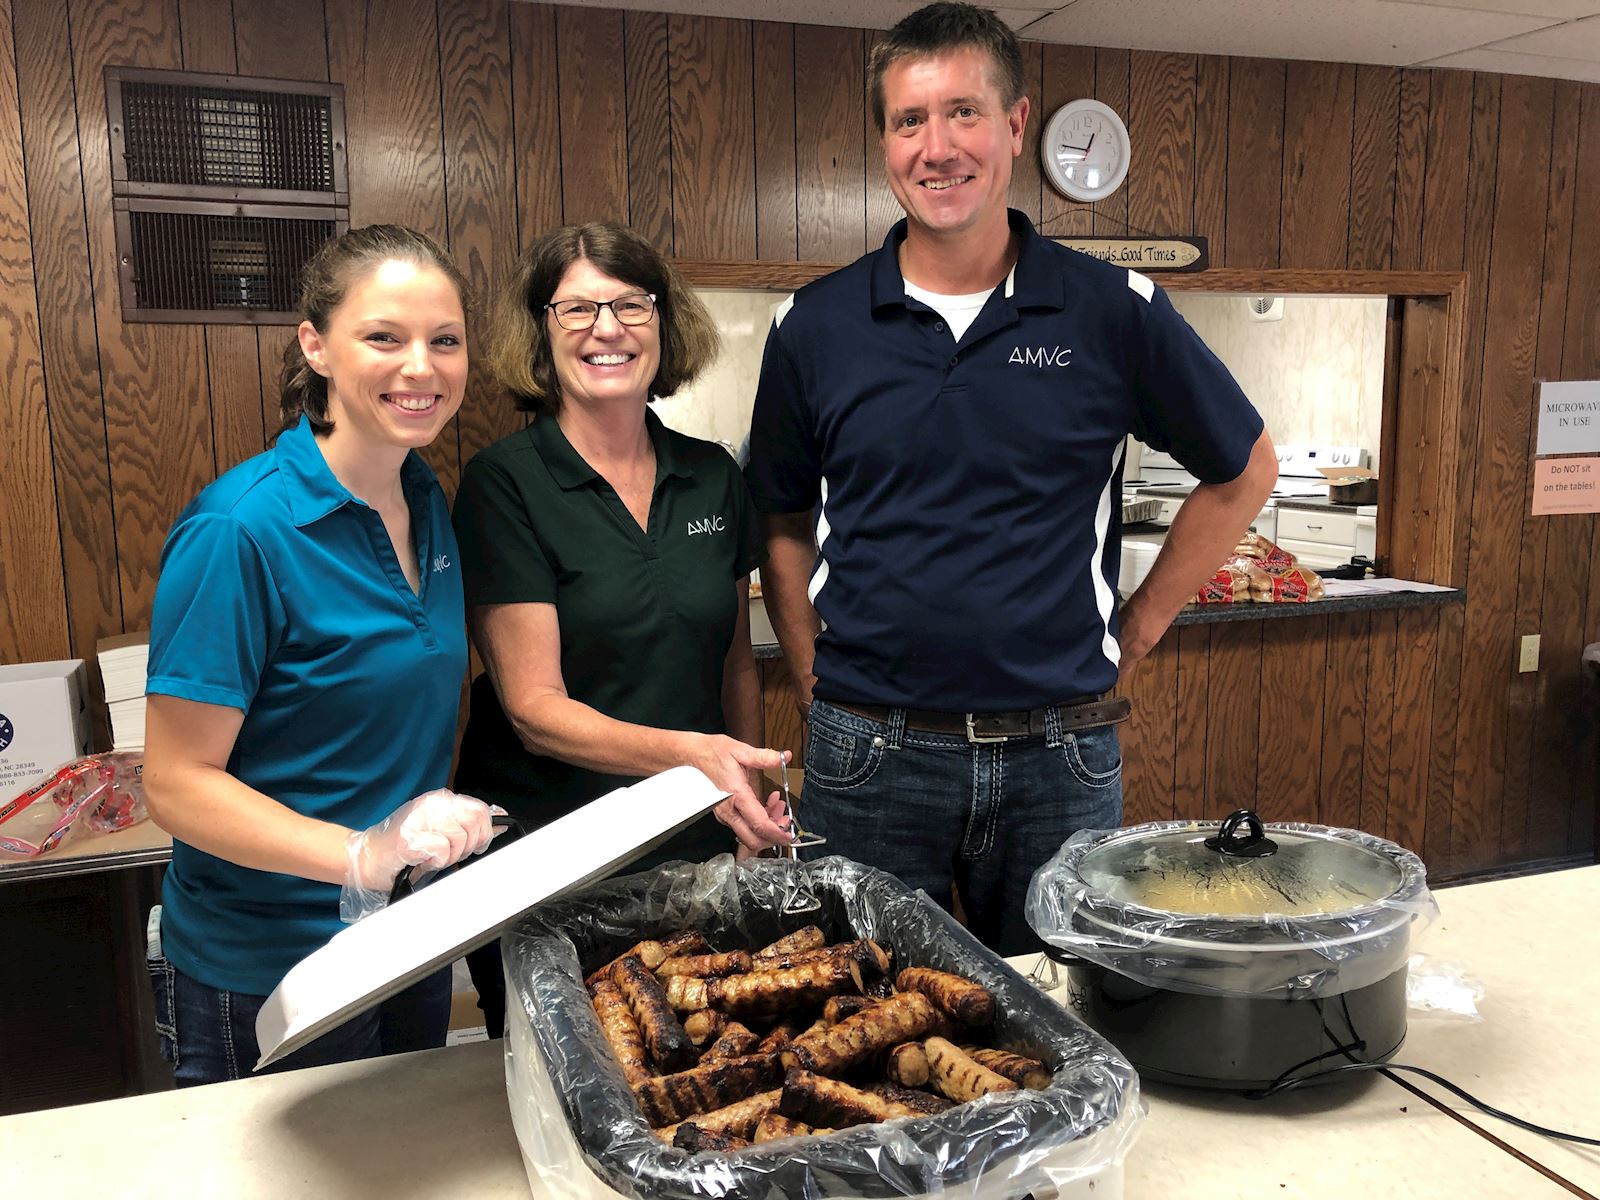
xmin=965 ymin=713 xmax=1012 ymax=745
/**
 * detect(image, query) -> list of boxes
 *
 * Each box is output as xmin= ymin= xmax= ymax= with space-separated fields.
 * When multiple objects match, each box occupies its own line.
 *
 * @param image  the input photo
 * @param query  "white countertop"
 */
xmin=3 ymin=868 xmax=1595 ymax=1198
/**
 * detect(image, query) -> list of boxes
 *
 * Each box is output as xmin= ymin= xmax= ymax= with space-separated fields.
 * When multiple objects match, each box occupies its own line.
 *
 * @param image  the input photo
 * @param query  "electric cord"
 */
xmin=1246 ymin=995 xmax=1599 ymax=1146
xmin=1032 ymin=957 xmax=1597 ymax=1148
xmin=1250 ymin=1060 xmax=1599 ymax=1146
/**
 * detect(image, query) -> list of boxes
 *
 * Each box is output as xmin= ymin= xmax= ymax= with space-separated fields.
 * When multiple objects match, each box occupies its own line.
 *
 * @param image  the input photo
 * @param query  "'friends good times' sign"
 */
xmin=1056 ymin=237 xmax=1209 ymax=272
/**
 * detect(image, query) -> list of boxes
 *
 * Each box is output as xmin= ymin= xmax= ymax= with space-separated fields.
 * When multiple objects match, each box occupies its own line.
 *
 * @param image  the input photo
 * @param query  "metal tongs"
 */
xmin=775 ymin=757 xmax=826 ymax=860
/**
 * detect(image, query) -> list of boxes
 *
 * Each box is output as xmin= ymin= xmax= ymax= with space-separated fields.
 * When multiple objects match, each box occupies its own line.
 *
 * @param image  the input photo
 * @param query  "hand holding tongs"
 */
xmin=774 ymin=757 xmax=826 ymax=860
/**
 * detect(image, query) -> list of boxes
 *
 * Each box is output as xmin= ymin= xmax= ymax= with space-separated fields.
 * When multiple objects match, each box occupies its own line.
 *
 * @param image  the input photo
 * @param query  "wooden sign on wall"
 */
xmin=1054 ymin=237 xmax=1209 ymax=272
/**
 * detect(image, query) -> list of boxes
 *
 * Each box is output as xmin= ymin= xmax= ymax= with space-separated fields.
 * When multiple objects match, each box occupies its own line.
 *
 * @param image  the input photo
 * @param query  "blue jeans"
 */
xmin=800 ymin=698 xmax=1124 ymax=955
xmin=148 ymin=932 xmax=452 ymax=1086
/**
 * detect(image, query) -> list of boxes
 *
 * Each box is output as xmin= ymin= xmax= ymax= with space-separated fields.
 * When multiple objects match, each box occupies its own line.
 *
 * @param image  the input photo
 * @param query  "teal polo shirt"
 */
xmin=147 ymin=415 xmax=466 ymax=996
xmin=452 ymin=409 xmax=764 ymax=860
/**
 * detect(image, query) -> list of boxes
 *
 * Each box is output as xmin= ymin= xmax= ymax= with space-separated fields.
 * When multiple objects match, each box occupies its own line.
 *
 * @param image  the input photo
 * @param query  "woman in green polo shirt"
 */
xmin=143 ymin=226 xmax=500 ymax=1084
xmin=452 ymin=222 xmax=793 ymax=1036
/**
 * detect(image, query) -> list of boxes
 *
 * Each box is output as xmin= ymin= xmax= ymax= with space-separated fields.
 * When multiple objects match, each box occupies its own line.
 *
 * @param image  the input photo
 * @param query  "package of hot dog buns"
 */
xmin=501 ymin=855 xmax=1143 ymax=1200
xmin=1194 ymin=531 xmax=1325 ymax=604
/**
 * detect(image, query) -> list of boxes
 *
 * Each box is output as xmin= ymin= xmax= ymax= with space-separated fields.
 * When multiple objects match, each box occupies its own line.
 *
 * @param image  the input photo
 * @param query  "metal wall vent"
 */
xmin=105 ymin=68 xmax=348 ymax=324
xmin=116 ymin=203 xmax=340 ymax=322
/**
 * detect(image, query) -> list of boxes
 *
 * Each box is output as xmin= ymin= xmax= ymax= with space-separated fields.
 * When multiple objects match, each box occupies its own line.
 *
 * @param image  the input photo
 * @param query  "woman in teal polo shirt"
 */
xmin=452 ymin=222 xmax=793 ymax=1036
xmin=143 ymin=226 xmax=499 ymax=1085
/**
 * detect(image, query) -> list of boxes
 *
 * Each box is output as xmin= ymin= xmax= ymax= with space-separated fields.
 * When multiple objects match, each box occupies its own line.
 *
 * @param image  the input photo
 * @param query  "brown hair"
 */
xmin=867 ymin=2 xmax=1026 ymax=133
xmin=278 ymin=224 xmax=471 ymax=434
xmin=488 ymin=222 xmax=718 ymax=415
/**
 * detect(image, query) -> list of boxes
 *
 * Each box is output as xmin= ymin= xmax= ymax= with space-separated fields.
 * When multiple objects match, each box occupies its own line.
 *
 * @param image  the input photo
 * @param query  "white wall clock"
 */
xmin=1041 ymin=99 xmax=1131 ymax=203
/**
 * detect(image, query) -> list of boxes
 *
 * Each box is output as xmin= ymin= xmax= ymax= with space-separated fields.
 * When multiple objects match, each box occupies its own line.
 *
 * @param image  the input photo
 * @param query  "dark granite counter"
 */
xmin=1168 ymin=586 xmax=1463 ymax=625
xmin=751 ymin=586 xmax=1463 ymax=658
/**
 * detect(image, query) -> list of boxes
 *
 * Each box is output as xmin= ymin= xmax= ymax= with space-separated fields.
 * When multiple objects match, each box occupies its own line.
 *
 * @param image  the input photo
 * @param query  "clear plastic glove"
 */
xmin=340 ymin=789 xmax=504 ymax=923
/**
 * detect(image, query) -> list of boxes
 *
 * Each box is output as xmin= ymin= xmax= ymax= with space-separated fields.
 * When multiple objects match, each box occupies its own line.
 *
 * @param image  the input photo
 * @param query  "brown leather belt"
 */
xmin=831 ymin=696 xmax=1132 ymax=744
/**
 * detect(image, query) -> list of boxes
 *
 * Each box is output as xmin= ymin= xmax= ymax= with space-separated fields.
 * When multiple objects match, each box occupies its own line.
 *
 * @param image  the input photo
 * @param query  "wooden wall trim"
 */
xmin=676 ymin=259 xmax=1468 ymax=300
xmin=6 ymin=0 xmax=1595 ymax=878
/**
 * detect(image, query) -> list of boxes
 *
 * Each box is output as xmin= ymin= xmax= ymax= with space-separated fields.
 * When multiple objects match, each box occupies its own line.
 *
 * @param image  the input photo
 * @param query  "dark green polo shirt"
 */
xmin=452 ymin=409 xmax=764 ymax=863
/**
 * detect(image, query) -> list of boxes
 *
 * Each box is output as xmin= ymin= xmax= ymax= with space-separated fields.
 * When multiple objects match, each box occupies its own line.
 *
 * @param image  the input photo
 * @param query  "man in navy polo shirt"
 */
xmin=746 ymin=1 xmax=1277 ymax=953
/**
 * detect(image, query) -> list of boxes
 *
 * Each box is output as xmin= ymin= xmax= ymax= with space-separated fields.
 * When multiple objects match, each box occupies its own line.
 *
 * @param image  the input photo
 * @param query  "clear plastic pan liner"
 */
xmin=1026 ymin=821 xmax=1439 ymax=1000
xmin=504 ymin=855 xmax=1143 ymax=1200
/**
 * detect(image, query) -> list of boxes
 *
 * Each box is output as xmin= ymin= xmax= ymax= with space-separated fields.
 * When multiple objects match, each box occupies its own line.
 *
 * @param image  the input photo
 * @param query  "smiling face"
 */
xmin=546 ymin=257 xmax=661 ymax=412
xmin=298 ymin=258 xmax=467 ymax=459
xmin=880 ymin=46 xmax=1028 ymax=244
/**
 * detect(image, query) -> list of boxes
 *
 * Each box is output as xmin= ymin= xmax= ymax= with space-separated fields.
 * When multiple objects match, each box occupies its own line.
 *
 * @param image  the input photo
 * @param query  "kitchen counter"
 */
xmin=1166 ymin=584 xmax=1464 ymax=624
xmin=750 ymin=582 xmax=1467 ymax=654
xmin=3 ymin=867 xmax=1593 ymax=1198
xmin=1121 ymin=524 xmax=1464 ymax=625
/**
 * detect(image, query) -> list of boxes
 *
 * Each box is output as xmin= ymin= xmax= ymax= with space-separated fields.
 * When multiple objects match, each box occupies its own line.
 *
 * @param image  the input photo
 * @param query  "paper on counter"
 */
xmin=255 ymin=765 xmax=727 ymax=1069
xmin=1319 ymin=577 xmax=1457 ymax=597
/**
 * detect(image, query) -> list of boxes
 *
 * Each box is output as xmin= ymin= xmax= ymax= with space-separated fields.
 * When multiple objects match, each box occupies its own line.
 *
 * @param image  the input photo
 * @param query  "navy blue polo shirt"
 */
xmin=147 ymin=415 xmax=467 ymax=995
xmin=746 ymin=209 xmax=1262 ymax=711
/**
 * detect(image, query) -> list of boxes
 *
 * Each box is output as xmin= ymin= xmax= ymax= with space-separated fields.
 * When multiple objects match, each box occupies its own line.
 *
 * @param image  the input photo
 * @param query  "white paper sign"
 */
xmin=1536 ymin=380 xmax=1600 ymax=456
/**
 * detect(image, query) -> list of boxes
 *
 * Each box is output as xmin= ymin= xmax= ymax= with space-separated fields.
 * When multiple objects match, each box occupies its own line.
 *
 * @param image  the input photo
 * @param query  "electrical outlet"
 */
xmin=1519 ymin=634 xmax=1540 ymax=673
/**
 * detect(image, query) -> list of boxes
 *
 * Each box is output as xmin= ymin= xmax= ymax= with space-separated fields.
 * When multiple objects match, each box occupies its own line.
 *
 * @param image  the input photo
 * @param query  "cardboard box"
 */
xmin=0 ymin=660 xmax=91 ymax=797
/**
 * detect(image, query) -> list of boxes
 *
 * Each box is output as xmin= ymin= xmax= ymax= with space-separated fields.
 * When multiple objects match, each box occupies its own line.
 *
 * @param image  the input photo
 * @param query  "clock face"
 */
xmin=1042 ymin=100 xmax=1131 ymax=202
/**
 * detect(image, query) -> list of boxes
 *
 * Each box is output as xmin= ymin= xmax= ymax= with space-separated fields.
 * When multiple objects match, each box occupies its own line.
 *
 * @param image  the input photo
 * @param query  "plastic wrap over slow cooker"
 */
xmin=1025 ymin=821 xmax=1438 ymax=1000
xmin=503 ymin=855 xmax=1143 ymax=1200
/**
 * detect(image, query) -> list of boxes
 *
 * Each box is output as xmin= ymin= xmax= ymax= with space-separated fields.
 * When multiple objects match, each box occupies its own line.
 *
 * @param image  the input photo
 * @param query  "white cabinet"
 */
xmin=1276 ymin=538 xmax=1352 ymax=570
xmin=1354 ymin=509 xmax=1377 ymax=560
xmin=1249 ymin=505 xmax=1276 ymax=542
xmin=1274 ymin=506 xmax=1358 ymax=570
xmin=1276 ymin=508 xmax=1358 ymax=546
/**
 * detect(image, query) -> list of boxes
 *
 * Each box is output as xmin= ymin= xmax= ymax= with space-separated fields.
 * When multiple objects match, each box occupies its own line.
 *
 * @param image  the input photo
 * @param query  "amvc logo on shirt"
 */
xmin=1008 ymin=344 xmax=1073 ymax=368
xmin=431 ymin=553 xmax=452 ymax=574
xmin=687 ymin=516 xmax=727 ymax=536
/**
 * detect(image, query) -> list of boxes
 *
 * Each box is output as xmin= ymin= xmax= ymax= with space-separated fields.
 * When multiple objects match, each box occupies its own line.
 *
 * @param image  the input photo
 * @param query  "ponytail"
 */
xmin=275 ymin=224 xmax=471 ymax=437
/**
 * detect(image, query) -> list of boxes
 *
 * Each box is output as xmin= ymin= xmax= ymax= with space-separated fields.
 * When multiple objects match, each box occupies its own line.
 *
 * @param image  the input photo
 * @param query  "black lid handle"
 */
xmin=1205 ymin=809 xmax=1278 ymax=857
xmin=388 ymin=813 xmax=526 ymax=905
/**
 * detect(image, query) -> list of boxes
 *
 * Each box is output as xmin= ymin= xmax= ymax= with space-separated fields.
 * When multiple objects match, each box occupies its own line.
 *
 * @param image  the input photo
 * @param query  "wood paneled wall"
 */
xmin=2 ymin=1 xmax=1596 ymax=876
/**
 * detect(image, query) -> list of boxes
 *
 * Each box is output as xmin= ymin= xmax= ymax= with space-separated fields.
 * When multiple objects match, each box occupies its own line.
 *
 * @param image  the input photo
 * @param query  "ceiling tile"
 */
xmin=1487 ymin=12 xmax=1600 ymax=56
xmin=1420 ymin=45 xmax=1600 ymax=77
xmin=1022 ymin=0 xmax=1556 ymax=64
xmin=539 ymin=0 xmax=1049 ymax=30
xmin=1384 ymin=0 xmax=1600 ymax=17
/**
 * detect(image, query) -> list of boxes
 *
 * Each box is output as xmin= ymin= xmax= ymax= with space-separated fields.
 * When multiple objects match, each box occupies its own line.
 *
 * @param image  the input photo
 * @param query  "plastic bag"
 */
xmin=0 ymin=752 xmax=146 ymax=858
xmin=1026 ymin=821 xmax=1438 ymax=1000
xmin=1194 ymin=532 xmax=1325 ymax=604
xmin=504 ymin=855 xmax=1143 ymax=1200
xmin=1405 ymin=953 xmax=1484 ymax=1021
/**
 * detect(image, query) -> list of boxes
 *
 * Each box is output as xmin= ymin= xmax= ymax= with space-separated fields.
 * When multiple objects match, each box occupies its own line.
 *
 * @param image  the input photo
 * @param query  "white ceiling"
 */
xmin=542 ymin=0 xmax=1600 ymax=82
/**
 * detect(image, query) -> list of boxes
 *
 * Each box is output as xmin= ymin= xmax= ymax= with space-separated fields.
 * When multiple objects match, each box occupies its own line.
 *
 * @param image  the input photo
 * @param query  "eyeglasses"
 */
xmin=545 ymin=292 xmax=657 ymax=330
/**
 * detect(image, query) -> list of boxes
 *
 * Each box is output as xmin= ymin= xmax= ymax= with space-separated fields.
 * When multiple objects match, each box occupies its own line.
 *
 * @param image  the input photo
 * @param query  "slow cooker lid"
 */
xmin=1079 ymin=809 xmax=1404 ymax=917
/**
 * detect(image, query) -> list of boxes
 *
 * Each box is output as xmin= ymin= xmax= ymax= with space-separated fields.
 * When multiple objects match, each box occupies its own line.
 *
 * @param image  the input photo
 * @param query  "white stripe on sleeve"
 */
xmin=1092 ymin=441 xmax=1125 ymax=672
xmin=807 ymin=477 xmax=831 ymax=605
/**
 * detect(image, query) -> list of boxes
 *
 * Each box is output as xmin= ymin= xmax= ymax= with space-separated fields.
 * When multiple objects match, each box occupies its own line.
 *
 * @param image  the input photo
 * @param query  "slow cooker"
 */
xmin=1025 ymin=810 xmax=1438 ymax=1091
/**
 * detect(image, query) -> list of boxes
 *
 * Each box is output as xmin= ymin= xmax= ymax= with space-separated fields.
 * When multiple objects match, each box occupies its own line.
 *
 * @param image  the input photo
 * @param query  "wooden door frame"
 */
xmin=675 ymin=262 xmax=1470 ymax=585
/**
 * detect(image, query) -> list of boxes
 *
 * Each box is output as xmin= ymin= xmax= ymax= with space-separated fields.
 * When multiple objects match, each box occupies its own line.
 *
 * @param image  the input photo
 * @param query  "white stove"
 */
xmin=1130 ymin=442 xmax=1370 ymax=500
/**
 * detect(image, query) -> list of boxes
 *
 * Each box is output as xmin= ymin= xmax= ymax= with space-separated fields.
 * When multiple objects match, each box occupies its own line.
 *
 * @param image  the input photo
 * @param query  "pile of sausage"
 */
xmin=583 ymin=925 xmax=1053 ymax=1153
